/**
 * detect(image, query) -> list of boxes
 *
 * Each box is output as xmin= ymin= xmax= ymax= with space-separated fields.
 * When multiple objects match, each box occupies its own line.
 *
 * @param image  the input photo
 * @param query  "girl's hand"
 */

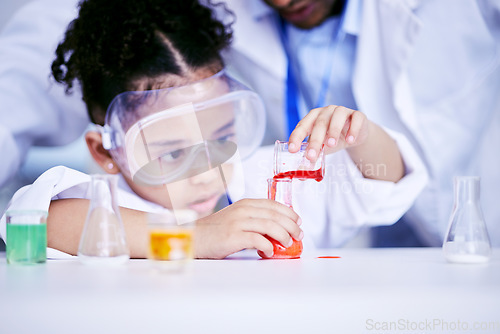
xmin=193 ymin=198 xmax=303 ymax=259
xmin=288 ymin=105 xmax=370 ymax=162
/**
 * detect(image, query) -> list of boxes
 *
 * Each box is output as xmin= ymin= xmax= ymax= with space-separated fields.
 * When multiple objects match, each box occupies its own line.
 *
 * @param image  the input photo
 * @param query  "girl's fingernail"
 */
xmin=307 ymin=149 xmax=317 ymax=159
xmin=289 ymin=143 xmax=296 ymax=151
xmin=297 ymin=217 xmax=302 ymax=226
xmin=298 ymin=231 xmax=304 ymax=241
xmin=328 ymin=137 xmax=336 ymax=147
xmin=287 ymin=239 xmax=293 ymax=247
xmin=347 ymin=135 xmax=355 ymax=144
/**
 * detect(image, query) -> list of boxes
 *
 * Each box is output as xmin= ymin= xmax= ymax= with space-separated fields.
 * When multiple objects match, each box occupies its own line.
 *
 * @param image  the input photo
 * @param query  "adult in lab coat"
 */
xmin=0 ymin=0 xmax=497 ymax=247
xmin=217 ymin=0 xmax=500 ymax=246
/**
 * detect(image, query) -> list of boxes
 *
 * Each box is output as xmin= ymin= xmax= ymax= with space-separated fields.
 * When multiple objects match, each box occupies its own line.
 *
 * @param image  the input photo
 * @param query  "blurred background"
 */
xmin=0 ymin=0 xmax=98 ymax=251
xmin=0 ymin=0 xmax=32 ymax=29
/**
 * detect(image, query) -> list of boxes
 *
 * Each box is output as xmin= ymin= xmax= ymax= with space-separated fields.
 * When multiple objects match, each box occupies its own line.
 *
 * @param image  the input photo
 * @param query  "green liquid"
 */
xmin=6 ymin=224 xmax=47 ymax=264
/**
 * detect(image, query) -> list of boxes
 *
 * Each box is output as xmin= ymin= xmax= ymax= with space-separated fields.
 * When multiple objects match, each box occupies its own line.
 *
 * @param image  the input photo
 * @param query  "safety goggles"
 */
xmin=101 ymin=71 xmax=266 ymax=186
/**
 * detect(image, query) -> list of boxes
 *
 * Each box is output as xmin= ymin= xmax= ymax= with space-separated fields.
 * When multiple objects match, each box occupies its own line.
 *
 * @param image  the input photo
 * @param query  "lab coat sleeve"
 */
xmin=0 ymin=166 xmax=91 ymax=258
xmin=0 ymin=0 xmax=88 ymax=188
xmin=329 ymin=127 xmax=427 ymax=226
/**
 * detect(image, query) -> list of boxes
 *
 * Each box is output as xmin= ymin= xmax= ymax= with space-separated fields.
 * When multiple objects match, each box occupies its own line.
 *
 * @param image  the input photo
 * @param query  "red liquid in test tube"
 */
xmin=273 ymin=168 xmax=324 ymax=182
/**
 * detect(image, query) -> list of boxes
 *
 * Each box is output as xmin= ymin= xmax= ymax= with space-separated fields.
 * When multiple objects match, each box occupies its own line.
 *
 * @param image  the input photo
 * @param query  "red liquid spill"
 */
xmin=273 ymin=168 xmax=323 ymax=182
xmin=317 ymin=256 xmax=341 ymax=259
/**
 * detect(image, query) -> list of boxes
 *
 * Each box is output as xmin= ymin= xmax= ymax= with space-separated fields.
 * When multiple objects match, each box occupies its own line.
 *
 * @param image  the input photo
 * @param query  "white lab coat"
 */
xmin=0 ymin=128 xmax=427 ymax=257
xmin=219 ymin=0 xmax=500 ymax=246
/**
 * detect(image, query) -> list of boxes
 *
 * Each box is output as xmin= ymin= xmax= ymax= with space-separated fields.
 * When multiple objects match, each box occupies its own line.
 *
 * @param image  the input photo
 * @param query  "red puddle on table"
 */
xmin=317 ymin=256 xmax=341 ymax=259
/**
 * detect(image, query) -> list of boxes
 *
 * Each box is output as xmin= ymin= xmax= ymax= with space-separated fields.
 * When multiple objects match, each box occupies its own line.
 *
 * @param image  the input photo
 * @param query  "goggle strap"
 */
xmin=101 ymin=124 xmax=113 ymax=150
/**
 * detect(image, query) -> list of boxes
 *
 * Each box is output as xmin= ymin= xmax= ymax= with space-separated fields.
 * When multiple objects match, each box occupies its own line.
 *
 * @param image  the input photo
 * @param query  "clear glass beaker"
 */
xmin=443 ymin=176 xmax=491 ymax=264
xmin=78 ymin=174 xmax=130 ymax=265
xmin=274 ymin=140 xmax=324 ymax=181
xmin=259 ymin=178 xmax=302 ymax=259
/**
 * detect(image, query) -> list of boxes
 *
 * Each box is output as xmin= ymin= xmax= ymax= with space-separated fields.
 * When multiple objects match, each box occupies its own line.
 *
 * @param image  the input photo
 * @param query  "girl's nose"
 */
xmin=189 ymin=167 xmax=220 ymax=185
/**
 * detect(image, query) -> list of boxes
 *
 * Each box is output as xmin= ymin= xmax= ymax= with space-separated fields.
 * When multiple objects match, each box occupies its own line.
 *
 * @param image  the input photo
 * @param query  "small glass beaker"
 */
xmin=6 ymin=210 xmax=47 ymax=265
xmin=443 ymin=176 xmax=491 ymax=264
xmin=259 ymin=178 xmax=302 ymax=259
xmin=78 ymin=174 xmax=130 ymax=265
xmin=274 ymin=140 xmax=325 ymax=181
xmin=147 ymin=210 xmax=196 ymax=271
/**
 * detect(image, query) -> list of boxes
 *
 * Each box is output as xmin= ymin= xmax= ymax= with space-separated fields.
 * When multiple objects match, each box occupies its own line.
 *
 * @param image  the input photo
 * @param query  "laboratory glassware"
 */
xmin=6 ymin=210 xmax=47 ymax=265
xmin=443 ymin=176 xmax=491 ymax=264
xmin=259 ymin=178 xmax=303 ymax=259
xmin=274 ymin=140 xmax=324 ymax=181
xmin=78 ymin=174 xmax=130 ymax=264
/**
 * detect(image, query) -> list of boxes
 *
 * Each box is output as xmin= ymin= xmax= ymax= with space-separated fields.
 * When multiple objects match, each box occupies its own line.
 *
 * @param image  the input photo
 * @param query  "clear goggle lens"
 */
xmin=101 ymin=71 xmax=265 ymax=186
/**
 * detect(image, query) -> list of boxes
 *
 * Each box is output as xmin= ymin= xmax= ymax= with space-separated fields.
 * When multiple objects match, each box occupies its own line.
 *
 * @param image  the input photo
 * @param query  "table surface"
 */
xmin=1 ymin=248 xmax=499 ymax=334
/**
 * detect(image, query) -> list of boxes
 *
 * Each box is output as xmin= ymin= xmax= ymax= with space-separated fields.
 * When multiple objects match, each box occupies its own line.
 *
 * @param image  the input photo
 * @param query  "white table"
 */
xmin=1 ymin=248 xmax=499 ymax=334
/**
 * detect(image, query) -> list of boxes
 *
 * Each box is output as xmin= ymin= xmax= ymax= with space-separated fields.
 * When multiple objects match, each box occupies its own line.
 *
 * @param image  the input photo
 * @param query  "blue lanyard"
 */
xmin=279 ymin=7 xmax=347 ymax=137
xmin=281 ymin=30 xmax=301 ymax=137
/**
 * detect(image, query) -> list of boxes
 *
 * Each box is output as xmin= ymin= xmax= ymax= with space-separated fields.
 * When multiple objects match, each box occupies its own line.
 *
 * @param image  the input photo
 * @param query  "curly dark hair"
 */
xmin=52 ymin=0 xmax=233 ymax=124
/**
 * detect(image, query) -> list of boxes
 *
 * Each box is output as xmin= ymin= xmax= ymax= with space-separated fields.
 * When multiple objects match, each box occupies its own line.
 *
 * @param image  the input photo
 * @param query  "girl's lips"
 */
xmin=280 ymin=2 xmax=315 ymax=24
xmin=188 ymin=193 xmax=221 ymax=213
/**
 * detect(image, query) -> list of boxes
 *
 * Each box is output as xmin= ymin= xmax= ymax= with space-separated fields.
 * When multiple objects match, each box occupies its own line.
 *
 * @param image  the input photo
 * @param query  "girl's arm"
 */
xmin=48 ymin=198 xmax=148 ymax=258
xmin=47 ymin=198 xmax=303 ymax=259
xmin=288 ymin=105 xmax=404 ymax=182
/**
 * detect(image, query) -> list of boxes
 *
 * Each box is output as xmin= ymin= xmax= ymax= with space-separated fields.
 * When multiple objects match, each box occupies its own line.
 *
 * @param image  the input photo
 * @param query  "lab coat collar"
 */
xmin=343 ymin=0 xmax=362 ymax=35
xmin=237 ymin=0 xmax=362 ymax=78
